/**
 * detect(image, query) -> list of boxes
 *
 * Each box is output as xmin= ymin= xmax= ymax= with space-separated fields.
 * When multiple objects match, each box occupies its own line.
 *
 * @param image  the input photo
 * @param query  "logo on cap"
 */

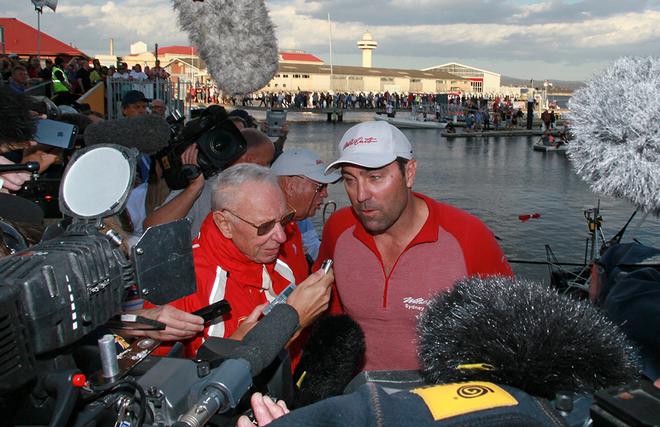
xmin=343 ymin=136 xmax=378 ymax=150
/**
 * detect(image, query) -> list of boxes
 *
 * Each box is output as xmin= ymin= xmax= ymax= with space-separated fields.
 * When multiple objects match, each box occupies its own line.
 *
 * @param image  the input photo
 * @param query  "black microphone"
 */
xmin=232 ymin=302 xmax=300 ymax=376
xmin=84 ymin=114 xmax=171 ymax=155
xmin=417 ymin=276 xmax=640 ymax=399
xmin=174 ymin=303 xmax=300 ymax=427
xmin=568 ymin=57 xmax=660 ymax=216
xmin=292 ymin=315 xmax=365 ymax=408
xmin=172 ymin=0 xmax=279 ymax=95
xmin=0 ymin=161 xmax=40 ymax=173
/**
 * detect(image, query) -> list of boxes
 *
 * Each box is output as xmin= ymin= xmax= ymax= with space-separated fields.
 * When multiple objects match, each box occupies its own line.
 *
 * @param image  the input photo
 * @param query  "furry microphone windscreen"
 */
xmin=567 ymin=57 xmax=660 ymax=216
xmin=292 ymin=315 xmax=366 ymax=408
xmin=84 ymin=115 xmax=171 ymax=155
xmin=172 ymin=0 xmax=279 ymax=95
xmin=417 ymin=276 xmax=639 ymax=399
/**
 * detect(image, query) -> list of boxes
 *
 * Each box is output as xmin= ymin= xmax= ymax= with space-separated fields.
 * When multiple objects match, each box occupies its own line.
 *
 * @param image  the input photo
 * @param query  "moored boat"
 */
xmin=374 ymin=115 xmax=447 ymax=129
xmin=533 ymin=137 xmax=568 ymax=152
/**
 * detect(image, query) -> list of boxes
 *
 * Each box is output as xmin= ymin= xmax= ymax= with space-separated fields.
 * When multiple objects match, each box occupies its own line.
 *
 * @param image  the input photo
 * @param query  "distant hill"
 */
xmin=501 ymin=76 xmax=585 ymax=93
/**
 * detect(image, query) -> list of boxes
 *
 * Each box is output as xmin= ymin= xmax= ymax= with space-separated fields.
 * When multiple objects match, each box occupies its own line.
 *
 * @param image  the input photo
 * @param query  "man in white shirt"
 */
xmin=129 ymin=64 xmax=148 ymax=81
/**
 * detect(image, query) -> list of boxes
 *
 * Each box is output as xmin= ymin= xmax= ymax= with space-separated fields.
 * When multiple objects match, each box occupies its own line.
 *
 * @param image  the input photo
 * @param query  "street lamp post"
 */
xmin=35 ymin=4 xmax=42 ymax=63
xmin=30 ymin=0 xmax=58 ymax=63
xmin=543 ymin=80 xmax=553 ymax=109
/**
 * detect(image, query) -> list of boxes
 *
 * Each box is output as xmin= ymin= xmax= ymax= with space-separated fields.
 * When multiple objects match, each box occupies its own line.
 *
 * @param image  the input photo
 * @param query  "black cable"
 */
xmin=120 ymin=378 xmax=146 ymax=427
xmin=85 ymin=378 xmax=146 ymax=427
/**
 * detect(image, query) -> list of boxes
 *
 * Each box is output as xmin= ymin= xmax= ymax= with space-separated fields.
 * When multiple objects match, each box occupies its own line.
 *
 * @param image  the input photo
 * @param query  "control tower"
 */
xmin=357 ymin=31 xmax=378 ymax=68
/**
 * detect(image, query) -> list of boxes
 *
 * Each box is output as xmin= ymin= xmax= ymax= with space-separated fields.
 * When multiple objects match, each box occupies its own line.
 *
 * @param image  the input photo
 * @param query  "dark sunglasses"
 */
xmin=224 ymin=209 xmax=296 ymax=236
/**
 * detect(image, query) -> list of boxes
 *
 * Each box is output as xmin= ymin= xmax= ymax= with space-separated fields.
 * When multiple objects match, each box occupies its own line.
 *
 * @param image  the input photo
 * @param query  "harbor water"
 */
xmin=281 ymin=119 xmax=660 ymax=283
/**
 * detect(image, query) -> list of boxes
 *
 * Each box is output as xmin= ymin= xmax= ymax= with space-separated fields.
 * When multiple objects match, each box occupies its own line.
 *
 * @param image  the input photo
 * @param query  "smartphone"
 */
xmin=193 ymin=299 xmax=232 ymax=323
xmin=262 ymin=259 xmax=333 ymax=316
xmin=266 ymin=109 xmax=287 ymax=137
xmin=33 ymin=119 xmax=78 ymax=149
xmin=262 ymin=283 xmax=296 ymax=315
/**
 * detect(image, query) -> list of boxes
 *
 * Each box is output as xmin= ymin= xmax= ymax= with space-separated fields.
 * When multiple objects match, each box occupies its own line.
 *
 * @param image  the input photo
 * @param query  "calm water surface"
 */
xmin=282 ymin=120 xmax=660 ymax=283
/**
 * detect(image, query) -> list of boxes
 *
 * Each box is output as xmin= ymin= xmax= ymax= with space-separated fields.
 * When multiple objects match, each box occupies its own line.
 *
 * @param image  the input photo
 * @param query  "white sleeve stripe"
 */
xmin=206 ymin=266 xmax=229 ymax=338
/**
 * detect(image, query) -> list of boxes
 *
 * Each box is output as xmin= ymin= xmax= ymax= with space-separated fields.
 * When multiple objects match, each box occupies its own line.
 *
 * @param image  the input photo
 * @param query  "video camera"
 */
xmin=157 ymin=105 xmax=247 ymax=190
xmin=0 ymin=143 xmax=301 ymax=426
xmin=0 ymin=144 xmax=199 ymax=425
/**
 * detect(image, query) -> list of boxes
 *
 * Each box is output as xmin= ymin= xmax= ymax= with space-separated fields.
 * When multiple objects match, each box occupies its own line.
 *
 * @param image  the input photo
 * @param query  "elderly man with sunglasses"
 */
xmin=271 ymin=148 xmax=341 ymax=282
xmin=138 ymin=163 xmax=334 ymax=358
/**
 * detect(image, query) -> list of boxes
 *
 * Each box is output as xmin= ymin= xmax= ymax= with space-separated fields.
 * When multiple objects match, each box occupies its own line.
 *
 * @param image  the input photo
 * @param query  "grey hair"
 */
xmin=210 ymin=163 xmax=279 ymax=211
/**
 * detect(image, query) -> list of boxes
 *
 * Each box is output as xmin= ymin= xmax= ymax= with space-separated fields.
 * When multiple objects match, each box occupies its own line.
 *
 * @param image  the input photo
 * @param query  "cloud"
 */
xmin=4 ymin=0 xmax=187 ymax=55
xmin=2 ymin=0 xmax=659 ymax=80
xmin=268 ymin=0 xmax=660 ymax=79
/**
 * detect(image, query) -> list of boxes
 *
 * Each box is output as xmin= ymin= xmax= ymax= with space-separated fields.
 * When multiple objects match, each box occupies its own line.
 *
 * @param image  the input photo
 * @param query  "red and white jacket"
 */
xmin=169 ymin=214 xmax=301 ymax=357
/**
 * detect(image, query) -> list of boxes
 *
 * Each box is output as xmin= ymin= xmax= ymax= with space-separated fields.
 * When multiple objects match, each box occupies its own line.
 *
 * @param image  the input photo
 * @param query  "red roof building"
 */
xmin=279 ymin=51 xmax=323 ymax=64
xmin=0 ymin=17 xmax=87 ymax=57
xmin=157 ymin=46 xmax=198 ymax=56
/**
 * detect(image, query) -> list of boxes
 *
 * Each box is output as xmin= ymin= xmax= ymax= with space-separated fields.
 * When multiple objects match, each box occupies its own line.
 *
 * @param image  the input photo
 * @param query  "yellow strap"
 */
xmin=456 ymin=363 xmax=496 ymax=371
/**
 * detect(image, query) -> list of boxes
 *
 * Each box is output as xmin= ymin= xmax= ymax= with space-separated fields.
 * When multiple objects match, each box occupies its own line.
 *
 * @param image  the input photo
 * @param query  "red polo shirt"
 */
xmin=315 ymin=193 xmax=512 ymax=371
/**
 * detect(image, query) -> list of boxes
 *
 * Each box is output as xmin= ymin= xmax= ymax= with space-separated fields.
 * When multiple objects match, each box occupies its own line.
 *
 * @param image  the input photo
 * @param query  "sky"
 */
xmin=3 ymin=0 xmax=659 ymax=81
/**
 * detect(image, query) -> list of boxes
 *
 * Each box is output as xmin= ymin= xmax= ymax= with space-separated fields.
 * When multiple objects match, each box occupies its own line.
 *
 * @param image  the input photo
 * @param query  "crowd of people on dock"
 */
xmin=1 ymin=54 xmax=169 ymax=101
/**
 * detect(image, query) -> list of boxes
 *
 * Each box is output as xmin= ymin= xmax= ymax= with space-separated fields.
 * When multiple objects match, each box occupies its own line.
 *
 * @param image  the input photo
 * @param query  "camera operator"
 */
xmin=132 ymin=164 xmax=333 ymax=358
xmin=143 ymin=127 xmax=275 ymax=238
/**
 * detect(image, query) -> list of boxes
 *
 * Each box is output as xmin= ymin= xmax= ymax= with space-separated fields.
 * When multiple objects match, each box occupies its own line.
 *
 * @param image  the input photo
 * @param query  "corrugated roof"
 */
xmin=280 ymin=52 xmax=323 ymax=63
xmin=0 ymin=17 xmax=87 ymax=57
xmin=157 ymin=46 xmax=198 ymax=56
xmin=277 ymin=63 xmax=464 ymax=80
xmin=422 ymin=62 xmax=500 ymax=77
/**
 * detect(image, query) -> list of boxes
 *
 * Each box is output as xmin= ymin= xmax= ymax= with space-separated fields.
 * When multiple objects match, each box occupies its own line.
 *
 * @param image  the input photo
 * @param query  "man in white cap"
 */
xmin=316 ymin=121 xmax=512 ymax=372
xmin=271 ymin=148 xmax=340 ymax=281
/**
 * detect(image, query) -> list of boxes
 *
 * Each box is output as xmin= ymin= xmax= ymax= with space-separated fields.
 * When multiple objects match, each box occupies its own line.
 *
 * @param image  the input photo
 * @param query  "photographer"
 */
xmin=144 ymin=127 xmax=275 ymax=238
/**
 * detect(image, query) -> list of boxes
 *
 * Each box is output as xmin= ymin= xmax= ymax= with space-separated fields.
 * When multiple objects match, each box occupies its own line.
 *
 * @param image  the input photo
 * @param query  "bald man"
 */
xmin=143 ymin=127 xmax=276 ymax=238
xmin=150 ymin=99 xmax=167 ymax=117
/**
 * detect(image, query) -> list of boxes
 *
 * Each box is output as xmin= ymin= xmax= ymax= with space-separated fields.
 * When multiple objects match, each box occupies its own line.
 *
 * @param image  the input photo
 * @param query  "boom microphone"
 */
xmin=172 ymin=0 xmax=279 ymax=95
xmin=568 ymin=57 xmax=660 ymax=216
xmin=417 ymin=276 xmax=640 ymax=399
xmin=84 ymin=114 xmax=171 ymax=155
xmin=292 ymin=315 xmax=366 ymax=408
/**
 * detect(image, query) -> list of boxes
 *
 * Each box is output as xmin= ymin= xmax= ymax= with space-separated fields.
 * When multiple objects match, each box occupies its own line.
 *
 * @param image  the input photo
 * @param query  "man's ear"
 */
xmin=213 ymin=210 xmax=233 ymax=238
xmin=281 ymin=176 xmax=296 ymax=199
xmin=405 ymin=159 xmax=417 ymax=189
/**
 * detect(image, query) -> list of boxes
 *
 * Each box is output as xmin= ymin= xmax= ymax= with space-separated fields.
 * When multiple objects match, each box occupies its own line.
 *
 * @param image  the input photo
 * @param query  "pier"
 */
xmin=442 ymin=129 xmax=560 ymax=138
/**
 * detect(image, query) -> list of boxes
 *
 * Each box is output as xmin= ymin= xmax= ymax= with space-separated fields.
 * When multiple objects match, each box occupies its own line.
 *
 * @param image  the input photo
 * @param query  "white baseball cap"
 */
xmin=271 ymin=148 xmax=341 ymax=184
xmin=325 ymin=121 xmax=413 ymax=172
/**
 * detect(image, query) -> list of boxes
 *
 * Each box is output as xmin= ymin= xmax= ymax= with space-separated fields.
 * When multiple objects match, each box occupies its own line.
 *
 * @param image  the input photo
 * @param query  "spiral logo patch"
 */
xmin=457 ymin=384 xmax=494 ymax=399
xmin=412 ymin=382 xmax=518 ymax=420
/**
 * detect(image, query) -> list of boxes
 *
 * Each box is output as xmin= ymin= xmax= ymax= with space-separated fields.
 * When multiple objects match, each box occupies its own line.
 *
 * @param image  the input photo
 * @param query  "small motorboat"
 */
xmin=533 ymin=134 xmax=568 ymax=152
